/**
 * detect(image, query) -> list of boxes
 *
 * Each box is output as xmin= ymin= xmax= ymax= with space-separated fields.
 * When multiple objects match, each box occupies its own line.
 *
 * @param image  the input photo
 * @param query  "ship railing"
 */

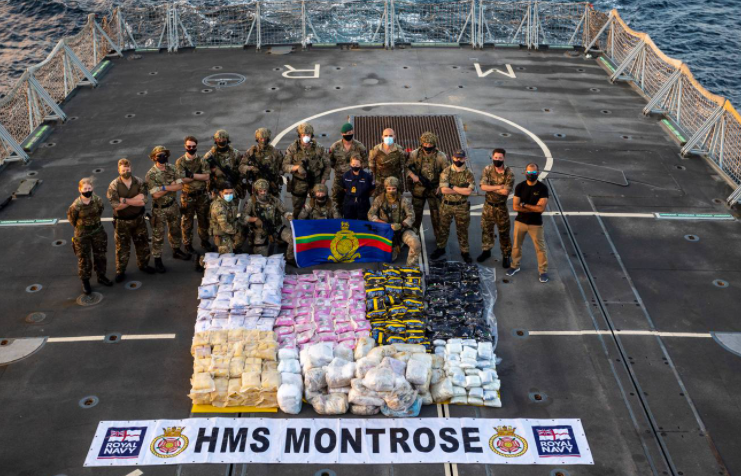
xmin=586 ymin=9 xmax=741 ymax=202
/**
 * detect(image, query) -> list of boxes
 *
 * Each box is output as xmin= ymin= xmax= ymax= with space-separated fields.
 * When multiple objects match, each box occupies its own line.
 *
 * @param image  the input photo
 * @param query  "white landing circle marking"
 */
xmin=271 ymin=102 xmax=554 ymax=179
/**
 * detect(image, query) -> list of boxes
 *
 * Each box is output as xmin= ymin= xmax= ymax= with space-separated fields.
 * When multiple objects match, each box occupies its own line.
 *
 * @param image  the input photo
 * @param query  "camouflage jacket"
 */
xmin=297 ymin=200 xmax=342 ymax=220
xmin=175 ymin=154 xmax=209 ymax=193
xmin=328 ymin=139 xmax=368 ymax=173
xmin=405 ymin=148 xmax=449 ymax=197
xmin=239 ymin=144 xmax=284 ymax=189
xmin=67 ymin=194 xmax=105 ymax=235
xmin=209 ymin=197 xmax=239 ymax=236
xmin=368 ymin=194 xmax=415 ymax=228
xmin=369 ymin=143 xmax=407 ymax=179
xmin=145 ymin=163 xmax=183 ymax=206
xmin=440 ymin=165 xmax=475 ymax=202
xmin=282 ymin=140 xmax=331 ymax=197
xmin=241 ymin=196 xmax=290 ymax=234
xmin=203 ymin=146 xmax=242 ymax=193
xmin=480 ymin=165 xmax=514 ymax=205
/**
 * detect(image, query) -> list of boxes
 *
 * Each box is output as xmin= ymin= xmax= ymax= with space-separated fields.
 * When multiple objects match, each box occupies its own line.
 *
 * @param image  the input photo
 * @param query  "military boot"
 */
xmin=139 ymin=265 xmax=156 ymax=274
xmin=184 ymin=243 xmax=195 ymax=254
xmin=430 ymin=247 xmax=446 ymax=260
xmin=154 ymin=258 xmax=166 ymax=273
xmin=115 ymin=273 xmax=126 ymax=283
xmin=201 ymin=240 xmax=214 ymax=252
xmin=81 ymin=279 xmax=92 ymax=295
xmin=502 ymin=255 xmax=511 ymax=269
xmin=173 ymin=249 xmax=191 ymax=260
xmin=476 ymin=250 xmax=491 ymax=263
xmin=461 ymin=252 xmax=473 ymax=264
xmin=97 ymin=275 xmax=113 ymax=287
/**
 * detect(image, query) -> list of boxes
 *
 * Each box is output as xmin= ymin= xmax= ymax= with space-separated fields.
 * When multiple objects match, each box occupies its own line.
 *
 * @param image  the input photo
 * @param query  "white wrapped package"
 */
xmin=312 ymin=393 xmax=349 ymax=415
xmin=367 ymin=345 xmax=396 ymax=362
xmin=430 ymin=369 xmax=445 ymax=385
xmin=468 ymin=387 xmax=484 ymax=399
xmin=334 ymin=344 xmax=354 ymax=362
xmin=450 ymin=372 xmax=466 ymax=388
xmin=351 ymin=405 xmax=380 ymax=416
xmin=278 ymin=347 xmax=299 ymax=361
xmin=384 ymin=377 xmax=418 ymax=412
xmin=277 ymin=383 xmax=303 ymax=414
xmin=450 ymin=396 xmax=468 ymax=405
xmin=381 ymin=357 xmax=406 ymax=376
xmin=464 ymin=368 xmax=480 ymax=376
xmin=483 ymin=391 xmax=502 ymax=407
xmin=464 ymin=375 xmax=482 ymax=389
xmin=363 ymin=366 xmax=396 ymax=392
xmin=483 ymin=379 xmax=501 ymax=391
xmin=393 ymin=343 xmax=426 ymax=354
xmin=348 ymin=389 xmax=385 ymax=407
xmin=418 ymin=391 xmax=433 ymax=405
xmin=405 ymin=359 xmax=431 ymax=386
xmin=468 ymin=397 xmax=484 ymax=405
xmin=452 ymin=385 xmax=467 ymax=397
xmin=478 ymin=341 xmax=493 ymax=360
xmin=354 ymin=337 xmax=375 ymax=360
xmin=308 ymin=343 xmax=334 ymax=368
xmin=278 ymin=359 xmax=301 ymax=374
xmin=460 ymin=346 xmax=478 ymax=361
xmin=445 ymin=343 xmax=463 ymax=354
xmin=326 ymin=360 xmax=356 ymax=388
xmin=480 ymin=369 xmax=495 ymax=385
xmin=460 ymin=359 xmax=478 ymax=369
xmin=355 ymin=357 xmax=378 ymax=379
xmin=280 ymin=372 xmax=304 ymax=390
xmin=304 ymin=367 xmax=328 ymax=391
xmin=431 ymin=377 xmax=454 ymax=403
xmin=329 ymin=387 xmax=350 ymax=394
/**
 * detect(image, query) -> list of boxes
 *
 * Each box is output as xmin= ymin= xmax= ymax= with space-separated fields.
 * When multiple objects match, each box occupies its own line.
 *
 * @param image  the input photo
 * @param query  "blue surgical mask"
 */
xmin=383 ymin=137 xmax=394 ymax=145
xmin=223 ymin=194 xmax=234 ymax=202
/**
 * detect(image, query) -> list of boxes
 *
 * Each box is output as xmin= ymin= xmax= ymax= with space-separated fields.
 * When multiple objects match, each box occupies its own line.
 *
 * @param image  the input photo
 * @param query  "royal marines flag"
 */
xmin=291 ymin=219 xmax=393 ymax=268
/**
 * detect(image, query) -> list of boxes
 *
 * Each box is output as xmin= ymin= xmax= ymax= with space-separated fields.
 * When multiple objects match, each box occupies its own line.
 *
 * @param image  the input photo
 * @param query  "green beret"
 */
xmin=341 ymin=122 xmax=353 ymax=133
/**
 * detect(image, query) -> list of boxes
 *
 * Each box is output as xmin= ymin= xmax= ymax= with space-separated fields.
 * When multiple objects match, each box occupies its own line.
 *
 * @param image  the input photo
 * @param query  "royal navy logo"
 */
xmin=150 ymin=426 xmax=189 ymax=458
xmin=97 ymin=427 xmax=147 ymax=460
xmin=489 ymin=426 xmax=528 ymax=458
xmin=531 ymin=425 xmax=581 ymax=458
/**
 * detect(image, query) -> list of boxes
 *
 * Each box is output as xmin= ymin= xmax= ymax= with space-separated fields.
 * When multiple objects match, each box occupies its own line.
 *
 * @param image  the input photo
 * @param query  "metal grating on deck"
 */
xmin=351 ymin=115 xmax=467 ymax=158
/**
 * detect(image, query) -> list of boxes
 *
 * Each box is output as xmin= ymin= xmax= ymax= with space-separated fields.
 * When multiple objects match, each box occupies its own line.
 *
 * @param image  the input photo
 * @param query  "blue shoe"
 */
xmin=505 ymin=267 xmax=520 ymax=277
xmin=539 ymin=273 xmax=549 ymax=283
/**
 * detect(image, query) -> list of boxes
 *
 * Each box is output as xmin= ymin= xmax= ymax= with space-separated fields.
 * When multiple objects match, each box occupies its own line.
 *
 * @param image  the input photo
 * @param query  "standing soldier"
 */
xmin=145 ymin=145 xmax=191 ymax=273
xmin=478 ymin=148 xmax=514 ymax=267
xmin=209 ymin=182 xmax=242 ymax=254
xmin=203 ymin=130 xmax=244 ymax=199
xmin=368 ymin=176 xmax=421 ymax=266
xmin=68 ymin=177 xmax=112 ymax=294
xmin=432 ymin=150 xmax=475 ymax=263
xmin=342 ymin=154 xmax=375 ymax=219
xmin=369 ymin=128 xmax=407 ymax=198
xmin=176 ymin=136 xmax=213 ymax=253
xmin=242 ymin=179 xmax=293 ymax=257
xmin=239 ymin=128 xmax=284 ymax=198
xmin=328 ymin=122 xmax=367 ymax=210
xmin=107 ymin=159 xmax=156 ymax=283
xmin=406 ymin=131 xmax=449 ymax=238
xmin=283 ymin=183 xmax=339 ymax=265
xmin=282 ymin=123 xmax=331 ymax=218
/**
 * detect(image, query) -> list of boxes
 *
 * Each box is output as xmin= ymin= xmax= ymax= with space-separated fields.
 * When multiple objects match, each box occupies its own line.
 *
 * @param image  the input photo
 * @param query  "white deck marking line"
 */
xmin=124 ymin=470 xmax=144 ymax=476
xmin=528 ymin=330 xmax=712 ymax=338
xmin=47 ymin=334 xmax=176 ymax=343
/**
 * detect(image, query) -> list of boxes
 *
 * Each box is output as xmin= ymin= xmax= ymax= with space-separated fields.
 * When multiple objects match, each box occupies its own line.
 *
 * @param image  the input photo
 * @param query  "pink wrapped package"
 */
xmin=284 ymin=275 xmax=298 ymax=285
xmin=295 ymin=314 xmax=313 ymax=325
xmin=295 ymin=322 xmax=316 ymax=334
xmin=317 ymin=321 xmax=334 ymax=334
xmin=335 ymin=321 xmax=353 ymax=333
xmin=338 ymin=331 xmax=356 ymax=343
xmin=279 ymin=335 xmax=297 ymax=346
xmin=333 ymin=313 xmax=350 ymax=323
xmin=353 ymin=320 xmax=371 ymax=331
xmin=275 ymin=316 xmax=294 ymax=327
xmin=274 ymin=325 xmax=295 ymax=337
xmin=349 ymin=312 xmax=366 ymax=322
xmin=318 ymin=332 xmax=339 ymax=343
xmin=313 ymin=297 xmax=333 ymax=307
xmin=314 ymin=290 xmax=331 ymax=299
xmin=297 ymin=330 xmax=314 ymax=344
xmin=298 ymin=274 xmax=318 ymax=283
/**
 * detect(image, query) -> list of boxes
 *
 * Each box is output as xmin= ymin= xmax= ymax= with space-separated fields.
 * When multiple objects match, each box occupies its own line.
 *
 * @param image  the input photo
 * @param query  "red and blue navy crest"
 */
xmin=531 ymin=425 xmax=580 ymax=458
xmin=97 ymin=427 xmax=147 ymax=459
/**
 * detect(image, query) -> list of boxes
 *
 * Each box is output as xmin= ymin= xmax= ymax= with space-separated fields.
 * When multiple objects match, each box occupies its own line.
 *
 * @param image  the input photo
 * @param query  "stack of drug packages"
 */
xmin=189 ymin=253 xmax=286 ymax=408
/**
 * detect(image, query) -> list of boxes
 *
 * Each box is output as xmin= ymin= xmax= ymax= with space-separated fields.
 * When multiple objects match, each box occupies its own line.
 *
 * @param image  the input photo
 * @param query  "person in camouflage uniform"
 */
xmin=478 ymin=148 xmax=514 ymax=267
xmin=282 ymin=184 xmax=341 ymax=263
xmin=176 ymin=135 xmax=213 ymax=254
xmin=209 ymin=182 xmax=243 ymax=254
xmin=282 ymin=123 xmax=331 ymax=218
xmin=368 ymin=176 xmax=421 ymax=266
xmin=145 ymin=146 xmax=191 ymax=273
xmin=432 ymin=149 xmax=475 ymax=263
xmin=406 ymin=131 xmax=449 ymax=238
xmin=67 ymin=177 xmax=112 ymax=294
xmin=242 ymin=179 xmax=293 ymax=257
xmin=239 ymin=128 xmax=284 ymax=198
xmin=203 ymin=130 xmax=244 ymax=199
xmin=328 ymin=122 xmax=368 ymax=210
xmin=369 ymin=128 xmax=407 ymax=198
xmin=107 ymin=159 xmax=156 ymax=283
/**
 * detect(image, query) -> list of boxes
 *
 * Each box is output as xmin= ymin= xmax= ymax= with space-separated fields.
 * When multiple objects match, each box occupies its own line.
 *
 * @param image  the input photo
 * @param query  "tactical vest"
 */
xmin=408 ymin=149 xmax=445 ymax=197
xmin=114 ymin=177 xmax=144 ymax=219
xmin=287 ymin=142 xmax=325 ymax=197
xmin=206 ymin=147 xmax=240 ymax=193
xmin=245 ymin=145 xmax=279 ymax=182
xmin=380 ymin=198 xmax=405 ymax=225
xmin=210 ymin=199 xmax=238 ymax=236
xmin=304 ymin=202 xmax=334 ymax=220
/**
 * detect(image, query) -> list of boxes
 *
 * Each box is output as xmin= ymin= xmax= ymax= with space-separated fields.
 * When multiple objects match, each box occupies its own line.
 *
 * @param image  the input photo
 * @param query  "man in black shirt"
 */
xmin=505 ymin=163 xmax=550 ymax=282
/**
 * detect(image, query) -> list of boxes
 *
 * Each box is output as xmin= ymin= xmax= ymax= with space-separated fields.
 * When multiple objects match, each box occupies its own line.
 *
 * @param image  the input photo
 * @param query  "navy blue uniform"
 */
xmin=342 ymin=169 xmax=375 ymax=220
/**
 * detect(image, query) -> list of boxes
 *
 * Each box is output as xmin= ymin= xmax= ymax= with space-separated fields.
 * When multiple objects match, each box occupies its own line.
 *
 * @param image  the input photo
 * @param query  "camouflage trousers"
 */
xmin=73 ymin=227 xmax=108 ymax=280
xmin=481 ymin=202 xmax=512 ymax=256
xmin=412 ymin=193 xmax=442 ymax=238
xmin=180 ymin=191 xmax=210 ymax=246
xmin=394 ymin=229 xmax=421 ymax=266
xmin=437 ymin=201 xmax=471 ymax=253
xmin=291 ymin=194 xmax=308 ymax=219
xmin=280 ymin=227 xmax=295 ymax=260
xmin=151 ymin=202 xmax=182 ymax=258
xmin=114 ymin=215 xmax=151 ymax=273
xmin=247 ymin=225 xmax=288 ymax=257
xmin=331 ymin=173 xmax=346 ymax=210
xmin=213 ymin=233 xmax=244 ymax=255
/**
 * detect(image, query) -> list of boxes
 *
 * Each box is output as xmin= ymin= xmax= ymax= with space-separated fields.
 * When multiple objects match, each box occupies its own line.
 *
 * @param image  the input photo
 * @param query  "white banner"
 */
xmin=85 ymin=418 xmax=593 ymax=467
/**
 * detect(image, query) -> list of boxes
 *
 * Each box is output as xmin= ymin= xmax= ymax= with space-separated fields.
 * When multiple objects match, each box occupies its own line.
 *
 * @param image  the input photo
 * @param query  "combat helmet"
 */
xmin=213 ymin=129 xmax=230 ymax=142
xmin=255 ymin=128 xmax=271 ymax=140
xmin=149 ymin=146 xmax=170 ymax=161
xmin=384 ymin=176 xmax=400 ymax=188
xmin=420 ymin=131 xmax=438 ymax=146
xmin=312 ymin=183 xmax=329 ymax=196
xmin=254 ymin=179 xmax=270 ymax=191
xmin=297 ymin=123 xmax=314 ymax=136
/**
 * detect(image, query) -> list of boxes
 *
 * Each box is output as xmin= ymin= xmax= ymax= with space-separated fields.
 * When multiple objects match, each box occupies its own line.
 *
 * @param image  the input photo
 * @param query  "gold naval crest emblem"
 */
xmin=328 ymin=222 xmax=361 ymax=263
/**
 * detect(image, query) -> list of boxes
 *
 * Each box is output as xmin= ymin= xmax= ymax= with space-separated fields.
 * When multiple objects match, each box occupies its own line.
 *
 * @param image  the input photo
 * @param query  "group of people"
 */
xmin=68 ymin=122 xmax=550 ymax=295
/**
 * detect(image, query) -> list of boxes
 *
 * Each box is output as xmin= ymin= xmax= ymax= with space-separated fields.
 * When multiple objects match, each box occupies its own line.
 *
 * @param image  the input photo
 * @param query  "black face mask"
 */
xmin=315 ymin=196 xmax=327 ymax=205
xmin=492 ymin=160 xmax=504 ymax=168
xmin=387 ymin=191 xmax=398 ymax=200
xmin=156 ymin=155 xmax=168 ymax=164
xmin=342 ymin=134 xmax=354 ymax=142
xmin=351 ymin=166 xmax=361 ymax=173
xmin=81 ymin=191 xmax=93 ymax=198
xmin=527 ymin=173 xmax=539 ymax=182
xmin=186 ymin=148 xmax=197 ymax=154
xmin=453 ymin=160 xmax=465 ymax=168
xmin=216 ymin=141 xmax=228 ymax=150
xmin=422 ymin=146 xmax=435 ymax=153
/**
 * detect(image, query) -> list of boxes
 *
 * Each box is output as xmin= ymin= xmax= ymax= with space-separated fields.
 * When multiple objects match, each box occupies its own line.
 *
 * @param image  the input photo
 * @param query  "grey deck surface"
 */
xmin=0 ymin=46 xmax=740 ymax=476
